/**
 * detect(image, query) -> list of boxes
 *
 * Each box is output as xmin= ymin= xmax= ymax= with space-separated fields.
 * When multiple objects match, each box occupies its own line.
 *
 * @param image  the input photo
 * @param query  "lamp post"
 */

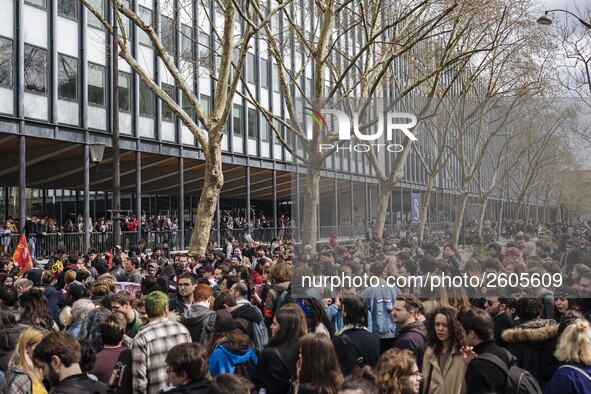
xmin=537 ymin=9 xmax=591 ymax=29
xmin=89 ymin=143 xmax=105 ymax=179
xmin=112 ymin=5 xmax=121 ymax=252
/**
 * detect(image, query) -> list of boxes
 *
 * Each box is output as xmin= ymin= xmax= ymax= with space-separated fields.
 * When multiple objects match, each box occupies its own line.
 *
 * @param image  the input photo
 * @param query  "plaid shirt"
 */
xmin=132 ymin=317 xmax=191 ymax=394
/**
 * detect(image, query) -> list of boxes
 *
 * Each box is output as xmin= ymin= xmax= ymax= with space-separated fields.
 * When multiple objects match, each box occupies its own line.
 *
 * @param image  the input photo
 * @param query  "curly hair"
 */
xmin=269 ymin=262 xmax=292 ymax=284
xmin=375 ymin=348 xmax=416 ymax=394
xmin=17 ymin=288 xmax=55 ymax=331
xmin=90 ymin=279 xmax=111 ymax=297
xmin=425 ymin=306 xmax=464 ymax=355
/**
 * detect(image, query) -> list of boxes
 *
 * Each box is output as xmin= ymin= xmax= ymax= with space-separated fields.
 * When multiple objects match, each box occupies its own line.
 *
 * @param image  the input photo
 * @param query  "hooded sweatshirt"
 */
xmin=392 ymin=320 xmax=427 ymax=368
xmin=209 ymin=344 xmax=258 ymax=378
xmin=231 ymin=303 xmax=263 ymax=340
xmin=180 ymin=305 xmax=216 ymax=345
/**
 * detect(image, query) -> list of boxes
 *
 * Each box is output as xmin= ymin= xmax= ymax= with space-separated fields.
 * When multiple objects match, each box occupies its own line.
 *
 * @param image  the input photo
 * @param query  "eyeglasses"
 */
xmin=485 ymin=300 xmax=499 ymax=306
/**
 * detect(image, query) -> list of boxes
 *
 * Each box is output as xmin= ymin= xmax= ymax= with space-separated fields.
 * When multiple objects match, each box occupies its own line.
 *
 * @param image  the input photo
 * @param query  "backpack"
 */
xmin=252 ymin=317 xmax=269 ymax=352
xmin=107 ymin=361 xmax=127 ymax=394
xmin=478 ymin=349 xmax=542 ymax=394
xmin=235 ymin=308 xmax=269 ymax=352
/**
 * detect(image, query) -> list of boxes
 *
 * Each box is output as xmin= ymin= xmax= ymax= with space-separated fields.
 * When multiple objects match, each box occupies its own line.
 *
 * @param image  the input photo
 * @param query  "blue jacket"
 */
xmin=361 ymin=281 xmax=397 ymax=339
xmin=546 ymin=363 xmax=591 ymax=394
xmin=209 ymin=344 xmax=258 ymax=377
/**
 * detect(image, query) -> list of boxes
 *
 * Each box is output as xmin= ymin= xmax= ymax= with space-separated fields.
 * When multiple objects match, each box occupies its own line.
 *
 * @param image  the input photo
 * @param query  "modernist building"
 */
xmin=0 ymin=0 xmax=553 ymax=253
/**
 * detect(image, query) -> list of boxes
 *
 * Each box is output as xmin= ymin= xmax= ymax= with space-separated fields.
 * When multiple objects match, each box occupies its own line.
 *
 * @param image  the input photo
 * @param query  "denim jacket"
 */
xmin=361 ymin=280 xmax=397 ymax=339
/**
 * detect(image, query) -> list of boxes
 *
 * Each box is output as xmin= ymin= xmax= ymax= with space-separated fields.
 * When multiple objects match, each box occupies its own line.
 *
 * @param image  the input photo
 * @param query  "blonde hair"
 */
xmin=64 ymin=270 xmax=77 ymax=286
xmin=555 ymin=319 xmax=591 ymax=365
xmin=8 ymin=328 xmax=46 ymax=383
xmin=59 ymin=299 xmax=95 ymax=327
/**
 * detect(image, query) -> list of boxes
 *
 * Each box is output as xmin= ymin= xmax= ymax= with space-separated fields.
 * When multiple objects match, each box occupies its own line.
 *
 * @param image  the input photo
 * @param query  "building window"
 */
xmin=87 ymin=0 xmax=105 ymax=30
xmin=272 ymin=62 xmax=279 ymax=92
xmin=261 ymin=59 xmax=268 ymax=89
xmin=182 ymin=91 xmax=194 ymax=120
xmin=233 ymin=104 xmax=242 ymax=136
xmin=261 ymin=118 xmax=269 ymax=142
xmin=138 ymin=7 xmax=152 ymax=47
xmin=248 ymin=108 xmax=257 ymax=139
xmin=246 ymin=53 xmax=255 ymax=84
xmin=162 ymin=83 xmax=175 ymax=122
xmin=118 ymin=0 xmax=131 ymax=39
xmin=25 ymin=0 xmax=46 ymax=8
xmin=198 ymin=30 xmax=212 ymax=69
xmin=24 ymin=44 xmax=47 ymax=95
xmin=0 ymin=37 xmax=13 ymax=88
xmin=273 ymin=119 xmax=281 ymax=145
xmin=139 ymin=80 xmax=154 ymax=117
xmin=200 ymin=95 xmax=210 ymax=127
xmin=88 ymin=63 xmax=105 ymax=106
xmin=58 ymin=0 xmax=77 ymax=19
xmin=181 ymin=24 xmax=193 ymax=61
xmin=118 ymin=72 xmax=131 ymax=112
xmin=57 ymin=54 xmax=77 ymax=101
xmin=161 ymin=16 xmax=175 ymax=55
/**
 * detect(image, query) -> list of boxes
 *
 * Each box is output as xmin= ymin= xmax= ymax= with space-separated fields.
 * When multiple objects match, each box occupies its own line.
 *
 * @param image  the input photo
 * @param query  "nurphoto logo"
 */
xmin=305 ymin=108 xmax=418 ymax=153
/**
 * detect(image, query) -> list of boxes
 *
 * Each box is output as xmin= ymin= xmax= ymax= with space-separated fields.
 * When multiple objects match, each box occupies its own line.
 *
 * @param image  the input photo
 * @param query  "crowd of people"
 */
xmin=0 ymin=217 xmax=590 ymax=393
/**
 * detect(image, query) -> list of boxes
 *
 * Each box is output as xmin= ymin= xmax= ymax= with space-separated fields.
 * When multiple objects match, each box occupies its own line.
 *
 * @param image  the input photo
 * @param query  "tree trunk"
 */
xmin=374 ymin=180 xmax=396 ymax=239
xmin=476 ymin=194 xmax=489 ymax=237
xmin=498 ymin=202 xmax=504 ymax=239
xmin=418 ymin=175 xmax=436 ymax=242
xmin=188 ymin=139 xmax=224 ymax=257
xmin=451 ymin=192 xmax=469 ymax=249
xmin=302 ymin=164 xmax=321 ymax=250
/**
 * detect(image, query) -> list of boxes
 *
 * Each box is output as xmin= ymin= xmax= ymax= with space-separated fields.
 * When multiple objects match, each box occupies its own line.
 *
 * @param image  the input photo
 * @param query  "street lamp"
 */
xmin=89 ymin=143 xmax=105 ymax=179
xmin=537 ymin=9 xmax=591 ymax=29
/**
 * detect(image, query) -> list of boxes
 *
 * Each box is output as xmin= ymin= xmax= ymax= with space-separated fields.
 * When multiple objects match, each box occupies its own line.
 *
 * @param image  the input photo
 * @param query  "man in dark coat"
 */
xmin=484 ymin=293 xmax=517 ymax=348
xmin=332 ymin=297 xmax=380 ymax=376
xmin=458 ymin=308 xmax=511 ymax=394
xmin=391 ymin=293 xmax=427 ymax=369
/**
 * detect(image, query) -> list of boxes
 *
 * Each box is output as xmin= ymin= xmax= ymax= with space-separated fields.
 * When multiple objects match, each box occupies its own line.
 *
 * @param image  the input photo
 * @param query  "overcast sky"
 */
xmin=541 ymin=0 xmax=590 ymax=20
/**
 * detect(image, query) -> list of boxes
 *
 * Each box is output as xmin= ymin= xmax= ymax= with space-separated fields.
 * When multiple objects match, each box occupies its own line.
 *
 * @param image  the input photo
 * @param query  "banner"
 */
xmin=411 ymin=193 xmax=421 ymax=224
xmin=13 ymin=234 xmax=33 ymax=273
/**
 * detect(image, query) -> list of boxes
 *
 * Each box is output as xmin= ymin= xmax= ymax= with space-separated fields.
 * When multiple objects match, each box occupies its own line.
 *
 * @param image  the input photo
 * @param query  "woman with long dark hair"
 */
xmin=252 ymin=303 xmax=307 ymax=394
xmin=207 ymin=309 xmax=257 ymax=378
xmin=422 ymin=306 xmax=466 ymax=394
xmin=297 ymin=332 xmax=343 ymax=394
xmin=17 ymin=288 xmax=57 ymax=332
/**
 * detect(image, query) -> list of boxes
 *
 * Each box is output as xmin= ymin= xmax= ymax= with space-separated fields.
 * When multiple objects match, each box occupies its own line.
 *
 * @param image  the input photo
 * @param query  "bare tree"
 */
xmin=81 ymin=0 xmax=287 ymax=255
xmin=245 ymin=0 xmax=498 ymax=248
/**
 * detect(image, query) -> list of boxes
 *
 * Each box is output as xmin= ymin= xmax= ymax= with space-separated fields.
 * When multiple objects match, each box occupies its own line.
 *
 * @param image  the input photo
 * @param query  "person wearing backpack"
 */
xmin=458 ymin=308 xmax=542 ymax=394
xmin=263 ymin=262 xmax=291 ymax=328
xmin=228 ymin=283 xmax=268 ymax=352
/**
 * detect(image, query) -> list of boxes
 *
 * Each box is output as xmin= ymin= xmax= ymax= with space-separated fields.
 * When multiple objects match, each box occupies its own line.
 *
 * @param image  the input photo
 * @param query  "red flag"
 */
xmin=13 ymin=234 xmax=33 ymax=273
xmin=108 ymin=248 xmax=113 ymax=270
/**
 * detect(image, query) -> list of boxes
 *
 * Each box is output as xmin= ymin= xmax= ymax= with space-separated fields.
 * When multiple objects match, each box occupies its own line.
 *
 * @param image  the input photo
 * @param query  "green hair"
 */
xmin=145 ymin=291 xmax=169 ymax=318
